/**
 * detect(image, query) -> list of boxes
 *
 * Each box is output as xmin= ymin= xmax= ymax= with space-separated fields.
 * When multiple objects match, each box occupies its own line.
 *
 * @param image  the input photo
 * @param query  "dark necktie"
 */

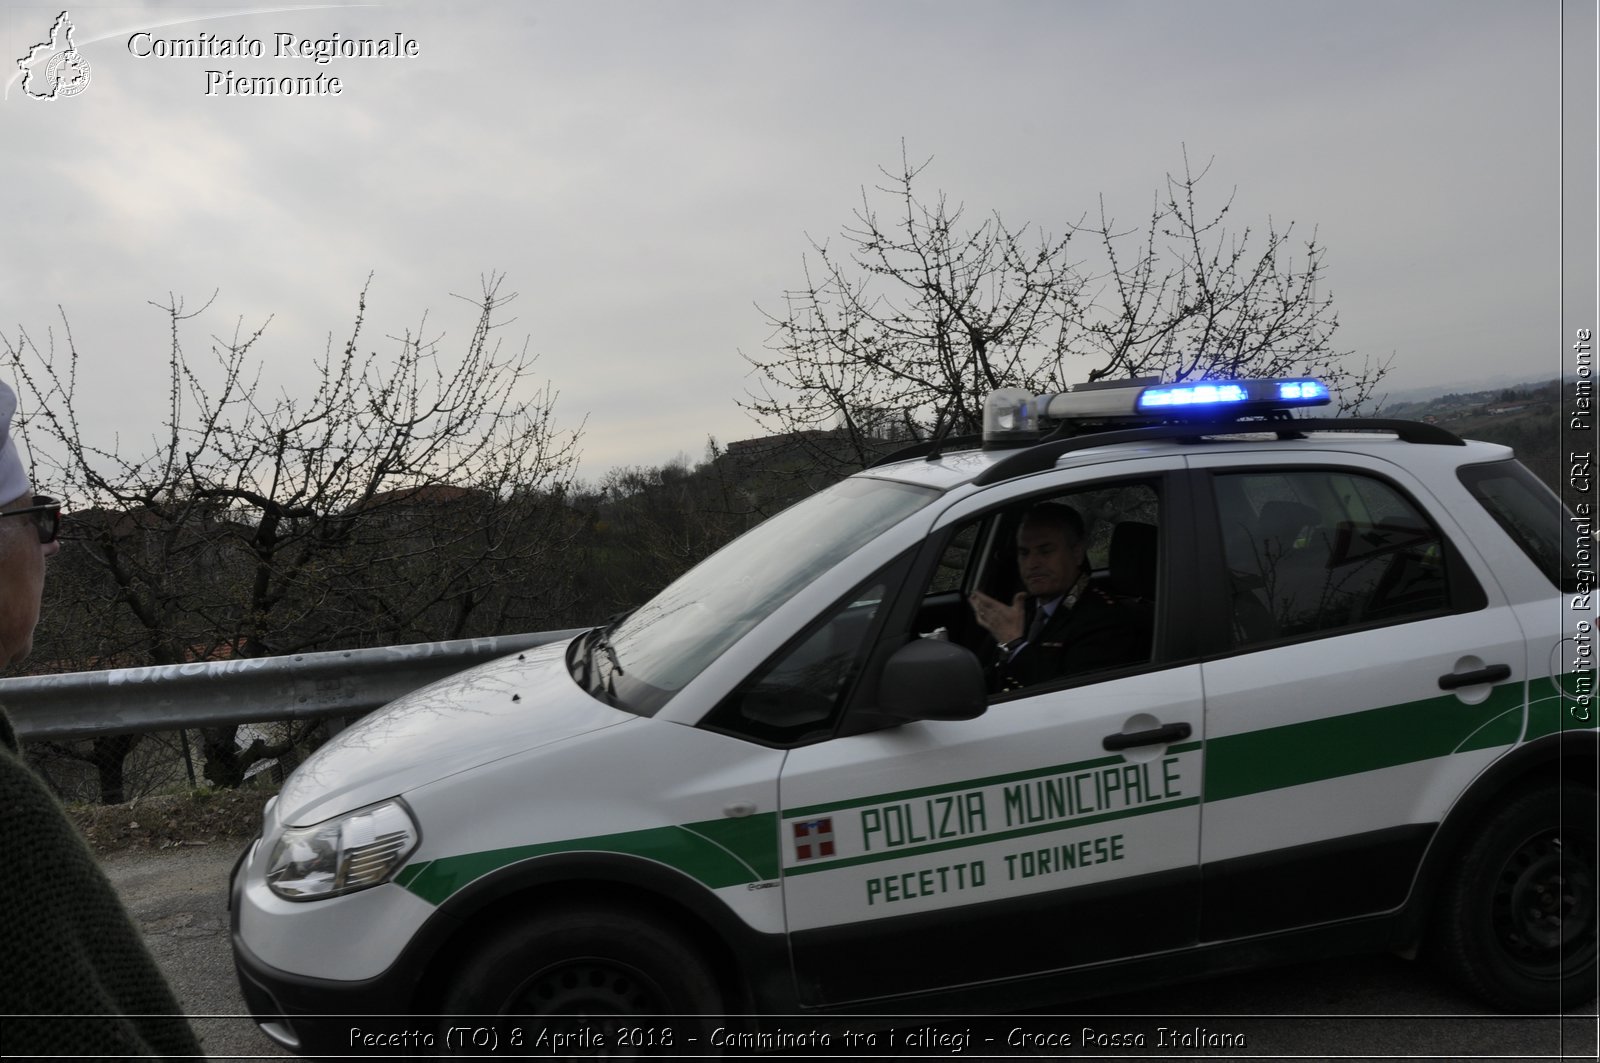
xmin=1024 ymin=602 xmax=1051 ymax=645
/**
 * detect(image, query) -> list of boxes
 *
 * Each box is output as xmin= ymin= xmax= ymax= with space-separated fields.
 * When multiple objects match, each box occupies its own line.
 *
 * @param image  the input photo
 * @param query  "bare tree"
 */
xmin=743 ymin=147 xmax=1389 ymax=479
xmin=1064 ymin=150 xmax=1381 ymax=394
xmin=7 ymin=275 xmax=582 ymax=796
xmin=581 ymin=452 xmax=760 ymax=612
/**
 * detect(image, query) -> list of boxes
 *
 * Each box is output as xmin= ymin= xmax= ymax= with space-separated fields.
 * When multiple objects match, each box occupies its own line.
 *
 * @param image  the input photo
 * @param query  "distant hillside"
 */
xmin=1368 ymin=379 xmax=1578 ymax=507
xmin=1367 ymin=378 xmax=1559 ymax=420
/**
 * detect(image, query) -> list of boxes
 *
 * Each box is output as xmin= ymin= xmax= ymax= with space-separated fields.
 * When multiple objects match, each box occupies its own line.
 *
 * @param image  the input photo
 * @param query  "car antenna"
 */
xmin=923 ymin=400 xmax=958 ymax=462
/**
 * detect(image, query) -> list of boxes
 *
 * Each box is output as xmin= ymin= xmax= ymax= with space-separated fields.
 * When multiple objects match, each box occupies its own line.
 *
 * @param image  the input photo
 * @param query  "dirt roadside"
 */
xmin=66 ymin=787 xmax=276 ymax=854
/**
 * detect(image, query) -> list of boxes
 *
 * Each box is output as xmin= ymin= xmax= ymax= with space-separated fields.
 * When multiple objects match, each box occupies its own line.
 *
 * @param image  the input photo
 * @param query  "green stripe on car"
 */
xmin=397 ymin=812 xmax=779 ymax=906
xmin=1524 ymin=672 xmax=1597 ymax=740
xmin=396 ymin=684 xmax=1540 ymax=905
xmin=1202 ymin=684 xmax=1524 ymax=803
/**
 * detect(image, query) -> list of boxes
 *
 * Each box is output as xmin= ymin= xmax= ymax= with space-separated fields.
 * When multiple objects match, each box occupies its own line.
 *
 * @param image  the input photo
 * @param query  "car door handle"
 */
xmin=1102 ymin=722 xmax=1192 ymax=751
xmin=1437 ymin=664 xmax=1512 ymax=690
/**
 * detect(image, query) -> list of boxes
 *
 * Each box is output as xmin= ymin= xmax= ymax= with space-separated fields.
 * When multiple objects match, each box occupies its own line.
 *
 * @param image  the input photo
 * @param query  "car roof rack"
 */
xmin=970 ymin=417 xmax=1466 ymax=487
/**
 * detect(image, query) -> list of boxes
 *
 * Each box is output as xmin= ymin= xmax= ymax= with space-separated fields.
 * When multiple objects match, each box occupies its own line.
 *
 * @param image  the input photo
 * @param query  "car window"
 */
xmin=927 ymin=522 xmax=979 ymax=595
xmin=1213 ymin=468 xmax=1468 ymax=648
xmin=1458 ymin=459 xmax=1579 ymax=593
xmin=969 ymin=483 xmax=1160 ymax=601
xmin=916 ymin=479 xmax=1161 ymax=696
xmin=703 ymin=580 xmax=891 ymax=746
xmin=1073 ymin=483 xmax=1161 ymax=597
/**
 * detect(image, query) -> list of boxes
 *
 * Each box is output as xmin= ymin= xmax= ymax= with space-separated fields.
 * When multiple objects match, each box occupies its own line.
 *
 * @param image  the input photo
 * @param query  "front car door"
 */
xmin=774 ymin=461 xmax=1207 ymax=1006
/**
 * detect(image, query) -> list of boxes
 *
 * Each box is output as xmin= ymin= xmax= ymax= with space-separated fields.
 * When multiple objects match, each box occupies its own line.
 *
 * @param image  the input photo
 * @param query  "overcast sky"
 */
xmin=1 ymin=0 xmax=1591 ymax=484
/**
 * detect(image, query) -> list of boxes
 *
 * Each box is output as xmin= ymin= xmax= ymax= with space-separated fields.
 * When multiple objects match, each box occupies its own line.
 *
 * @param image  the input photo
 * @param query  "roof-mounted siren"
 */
xmin=981 ymin=376 xmax=1332 ymax=447
xmin=981 ymin=387 xmax=1044 ymax=449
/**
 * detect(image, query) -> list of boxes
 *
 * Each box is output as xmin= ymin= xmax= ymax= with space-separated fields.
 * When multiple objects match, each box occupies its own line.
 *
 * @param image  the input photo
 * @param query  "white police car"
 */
xmin=231 ymin=377 xmax=1594 ymax=1055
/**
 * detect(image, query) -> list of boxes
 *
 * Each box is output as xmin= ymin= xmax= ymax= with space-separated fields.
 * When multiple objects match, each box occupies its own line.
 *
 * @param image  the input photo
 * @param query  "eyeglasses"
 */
xmin=0 ymin=495 xmax=62 ymax=544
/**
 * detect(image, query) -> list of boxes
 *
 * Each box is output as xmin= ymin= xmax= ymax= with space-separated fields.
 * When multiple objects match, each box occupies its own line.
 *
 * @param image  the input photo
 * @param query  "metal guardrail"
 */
xmin=0 ymin=629 xmax=587 ymax=741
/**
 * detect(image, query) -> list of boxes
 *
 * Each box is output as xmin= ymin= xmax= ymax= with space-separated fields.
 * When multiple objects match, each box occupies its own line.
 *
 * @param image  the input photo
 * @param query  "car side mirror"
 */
xmin=878 ymin=638 xmax=988 ymax=721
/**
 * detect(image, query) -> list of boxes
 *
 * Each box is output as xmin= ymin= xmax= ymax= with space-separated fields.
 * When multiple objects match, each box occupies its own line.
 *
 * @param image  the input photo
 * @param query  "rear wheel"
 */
xmin=1433 ymin=784 xmax=1597 ymax=1011
xmin=441 ymin=906 xmax=723 ymax=1055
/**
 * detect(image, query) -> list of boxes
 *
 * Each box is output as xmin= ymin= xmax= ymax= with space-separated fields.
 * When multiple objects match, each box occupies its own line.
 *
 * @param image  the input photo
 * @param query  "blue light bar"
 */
xmin=1137 ymin=383 xmax=1249 ymax=410
xmin=1022 ymin=375 xmax=1332 ymax=434
xmin=1276 ymin=379 xmax=1329 ymax=403
xmin=1133 ymin=377 xmax=1332 ymax=416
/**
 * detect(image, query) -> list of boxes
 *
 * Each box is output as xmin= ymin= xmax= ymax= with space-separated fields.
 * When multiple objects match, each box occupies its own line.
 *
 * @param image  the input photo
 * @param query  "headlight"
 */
xmin=265 ymin=799 xmax=420 ymax=901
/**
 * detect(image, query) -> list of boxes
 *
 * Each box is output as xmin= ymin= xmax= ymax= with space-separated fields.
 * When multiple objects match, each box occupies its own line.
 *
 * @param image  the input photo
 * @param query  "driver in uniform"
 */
xmin=968 ymin=502 xmax=1149 ymax=692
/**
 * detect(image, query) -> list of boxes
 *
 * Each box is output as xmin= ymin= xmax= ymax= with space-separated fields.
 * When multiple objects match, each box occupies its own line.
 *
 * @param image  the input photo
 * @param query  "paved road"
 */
xmin=105 ymin=845 xmax=1597 ymax=1060
xmin=102 ymin=843 xmax=292 ymax=1061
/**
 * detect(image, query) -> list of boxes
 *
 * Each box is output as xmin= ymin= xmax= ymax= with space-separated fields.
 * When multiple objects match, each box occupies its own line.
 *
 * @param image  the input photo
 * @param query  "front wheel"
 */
xmin=441 ymin=906 xmax=724 ymax=1055
xmin=1432 ymin=784 xmax=1597 ymax=1011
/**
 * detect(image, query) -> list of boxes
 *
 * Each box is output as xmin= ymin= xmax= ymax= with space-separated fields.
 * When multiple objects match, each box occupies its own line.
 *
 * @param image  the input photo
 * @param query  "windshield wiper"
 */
xmin=569 ymin=627 xmax=595 ymax=689
xmin=585 ymin=610 xmax=632 ymax=701
xmin=593 ymin=627 xmax=623 ymax=679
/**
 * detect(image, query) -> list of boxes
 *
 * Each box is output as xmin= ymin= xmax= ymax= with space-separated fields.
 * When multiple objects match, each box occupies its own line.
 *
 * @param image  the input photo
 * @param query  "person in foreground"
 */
xmin=968 ymin=502 xmax=1149 ymax=693
xmin=0 ymin=380 xmax=203 ymax=1059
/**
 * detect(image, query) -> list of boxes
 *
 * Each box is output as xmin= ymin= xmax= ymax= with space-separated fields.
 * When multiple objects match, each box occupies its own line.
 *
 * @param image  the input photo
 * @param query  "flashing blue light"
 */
xmin=1277 ymin=380 xmax=1329 ymax=403
xmin=1138 ymin=383 xmax=1249 ymax=410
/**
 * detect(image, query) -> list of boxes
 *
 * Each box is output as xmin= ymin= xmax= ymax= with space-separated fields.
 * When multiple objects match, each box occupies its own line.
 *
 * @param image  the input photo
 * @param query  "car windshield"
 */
xmin=578 ymin=476 xmax=938 ymax=715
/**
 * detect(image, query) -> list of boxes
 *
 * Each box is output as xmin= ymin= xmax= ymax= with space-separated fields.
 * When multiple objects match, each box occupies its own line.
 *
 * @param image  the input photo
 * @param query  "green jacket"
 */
xmin=0 ymin=708 xmax=203 ymax=1060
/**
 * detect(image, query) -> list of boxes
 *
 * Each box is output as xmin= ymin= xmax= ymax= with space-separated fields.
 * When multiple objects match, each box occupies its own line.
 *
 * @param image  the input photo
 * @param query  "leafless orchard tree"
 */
xmin=743 ymin=147 xmax=1389 ymax=479
xmin=6 ymin=275 xmax=582 ymax=797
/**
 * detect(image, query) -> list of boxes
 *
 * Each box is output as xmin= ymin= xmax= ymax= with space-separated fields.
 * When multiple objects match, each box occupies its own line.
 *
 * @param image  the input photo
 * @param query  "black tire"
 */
xmin=1433 ymin=784 xmax=1597 ymax=1011
xmin=441 ymin=905 xmax=723 ymax=1056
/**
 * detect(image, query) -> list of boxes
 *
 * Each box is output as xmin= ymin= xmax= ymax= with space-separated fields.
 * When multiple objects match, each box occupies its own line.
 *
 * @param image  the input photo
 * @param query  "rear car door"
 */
xmin=1188 ymin=451 xmax=1529 ymax=940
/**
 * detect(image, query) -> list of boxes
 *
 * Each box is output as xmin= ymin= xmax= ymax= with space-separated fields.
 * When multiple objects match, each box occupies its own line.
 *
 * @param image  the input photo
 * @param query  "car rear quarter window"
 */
xmin=1457 ymin=460 xmax=1579 ymax=593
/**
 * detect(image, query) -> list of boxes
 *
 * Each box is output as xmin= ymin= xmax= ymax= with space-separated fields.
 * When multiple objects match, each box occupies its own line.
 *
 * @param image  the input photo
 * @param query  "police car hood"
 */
xmin=274 ymin=638 xmax=635 ymax=826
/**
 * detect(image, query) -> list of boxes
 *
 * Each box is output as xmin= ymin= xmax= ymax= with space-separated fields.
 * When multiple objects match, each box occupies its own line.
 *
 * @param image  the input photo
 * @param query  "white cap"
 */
xmin=0 ymin=381 xmax=30 ymax=506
